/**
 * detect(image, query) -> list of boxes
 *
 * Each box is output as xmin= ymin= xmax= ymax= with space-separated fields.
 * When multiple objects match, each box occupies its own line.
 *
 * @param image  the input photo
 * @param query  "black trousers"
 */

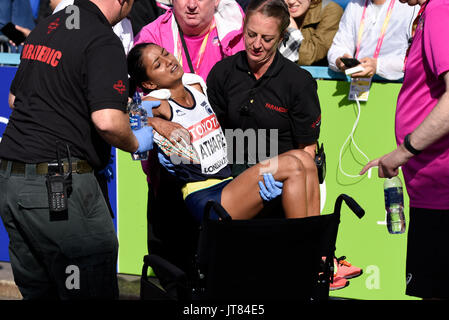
xmin=0 ymin=161 xmax=119 ymax=299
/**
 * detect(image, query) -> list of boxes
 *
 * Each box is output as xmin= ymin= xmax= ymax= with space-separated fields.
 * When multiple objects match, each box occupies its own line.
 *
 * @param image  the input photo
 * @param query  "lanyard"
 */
xmin=176 ymin=19 xmax=216 ymax=74
xmin=404 ymin=0 xmax=429 ymax=65
xmin=355 ymin=0 xmax=396 ymax=59
xmin=411 ymin=0 xmax=428 ymax=37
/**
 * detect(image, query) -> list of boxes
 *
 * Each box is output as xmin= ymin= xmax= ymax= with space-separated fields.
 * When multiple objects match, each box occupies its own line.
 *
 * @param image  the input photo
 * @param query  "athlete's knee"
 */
xmin=284 ymin=149 xmax=317 ymax=176
xmin=279 ymin=154 xmax=306 ymax=179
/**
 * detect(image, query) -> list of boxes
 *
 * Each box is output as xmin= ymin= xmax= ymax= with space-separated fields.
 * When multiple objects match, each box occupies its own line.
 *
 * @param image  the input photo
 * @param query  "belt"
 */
xmin=0 ymin=159 xmax=93 ymax=175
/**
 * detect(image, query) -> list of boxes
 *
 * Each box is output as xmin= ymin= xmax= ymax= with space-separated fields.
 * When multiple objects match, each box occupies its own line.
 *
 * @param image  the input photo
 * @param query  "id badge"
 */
xmin=348 ymin=77 xmax=372 ymax=101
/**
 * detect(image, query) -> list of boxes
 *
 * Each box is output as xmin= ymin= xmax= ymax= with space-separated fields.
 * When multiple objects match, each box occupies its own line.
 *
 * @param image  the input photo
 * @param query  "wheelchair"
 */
xmin=140 ymin=191 xmax=365 ymax=301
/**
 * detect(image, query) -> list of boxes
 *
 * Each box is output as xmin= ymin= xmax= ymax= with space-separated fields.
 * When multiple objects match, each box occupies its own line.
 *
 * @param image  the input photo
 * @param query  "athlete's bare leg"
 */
xmin=220 ymin=150 xmax=319 ymax=219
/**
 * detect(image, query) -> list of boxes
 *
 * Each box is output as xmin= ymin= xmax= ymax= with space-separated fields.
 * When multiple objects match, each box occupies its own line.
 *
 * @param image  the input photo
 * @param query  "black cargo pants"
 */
xmin=0 ymin=160 xmax=119 ymax=299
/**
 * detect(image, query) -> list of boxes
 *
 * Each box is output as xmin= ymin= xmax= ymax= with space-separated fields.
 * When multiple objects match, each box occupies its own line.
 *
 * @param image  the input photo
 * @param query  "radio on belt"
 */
xmin=46 ymin=141 xmax=73 ymax=220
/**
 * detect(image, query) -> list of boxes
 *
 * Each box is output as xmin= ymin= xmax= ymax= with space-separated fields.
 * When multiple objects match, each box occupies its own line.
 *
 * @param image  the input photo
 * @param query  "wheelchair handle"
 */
xmin=203 ymin=200 xmax=232 ymax=222
xmin=334 ymin=194 xmax=365 ymax=219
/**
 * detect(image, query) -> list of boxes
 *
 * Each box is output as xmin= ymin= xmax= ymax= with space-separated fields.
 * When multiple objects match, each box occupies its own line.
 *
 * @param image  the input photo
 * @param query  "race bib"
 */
xmin=187 ymin=114 xmax=228 ymax=175
xmin=154 ymin=114 xmax=228 ymax=175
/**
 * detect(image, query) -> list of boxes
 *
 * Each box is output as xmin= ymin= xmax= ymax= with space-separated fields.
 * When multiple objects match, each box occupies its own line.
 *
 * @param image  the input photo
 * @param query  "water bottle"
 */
xmin=384 ymin=176 xmax=406 ymax=234
xmin=128 ymin=92 xmax=148 ymax=161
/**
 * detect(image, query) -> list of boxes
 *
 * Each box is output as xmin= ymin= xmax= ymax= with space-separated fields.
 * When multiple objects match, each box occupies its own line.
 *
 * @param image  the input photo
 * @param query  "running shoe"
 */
xmin=330 ymin=276 xmax=349 ymax=291
xmin=320 ymin=256 xmax=350 ymax=291
xmin=335 ymin=256 xmax=363 ymax=279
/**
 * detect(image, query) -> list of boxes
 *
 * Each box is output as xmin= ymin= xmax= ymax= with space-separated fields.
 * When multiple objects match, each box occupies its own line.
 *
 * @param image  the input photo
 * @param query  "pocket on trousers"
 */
xmin=17 ymin=193 xmax=49 ymax=210
xmin=16 ymin=193 xmax=51 ymax=240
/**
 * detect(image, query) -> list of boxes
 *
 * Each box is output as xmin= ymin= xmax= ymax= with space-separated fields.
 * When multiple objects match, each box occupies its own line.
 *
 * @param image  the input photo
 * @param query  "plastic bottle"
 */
xmin=128 ymin=92 xmax=149 ymax=161
xmin=384 ymin=176 xmax=406 ymax=234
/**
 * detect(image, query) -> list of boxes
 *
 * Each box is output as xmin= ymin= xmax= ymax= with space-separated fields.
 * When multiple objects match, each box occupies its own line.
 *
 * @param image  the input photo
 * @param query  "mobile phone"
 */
xmin=340 ymin=57 xmax=361 ymax=68
xmin=1 ymin=22 xmax=26 ymax=46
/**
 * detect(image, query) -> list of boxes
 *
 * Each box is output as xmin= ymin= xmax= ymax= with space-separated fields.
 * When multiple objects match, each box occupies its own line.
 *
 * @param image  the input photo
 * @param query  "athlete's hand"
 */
xmin=98 ymin=155 xmax=115 ymax=182
xmin=150 ymin=117 xmax=191 ymax=146
xmin=258 ymin=173 xmax=283 ymax=201
xmin=157 ymin=149 xmax=175 ymax=175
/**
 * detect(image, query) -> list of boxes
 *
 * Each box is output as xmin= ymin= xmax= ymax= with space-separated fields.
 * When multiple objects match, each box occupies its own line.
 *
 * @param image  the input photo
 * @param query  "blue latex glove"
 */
xmin=140 ymin=100 xmax=160 ymax=118
xmin=131 ymin=100 xmax=160 ymax=153
xmin=157 ymin=149 xmax=175 ymax=175
xmin=258 ymin=173 xmax=283 ymax=201
xmin=133 ymin=125 xmax=154 ymax=153
xmin=98 ymin=155 xmax=115 ymax=182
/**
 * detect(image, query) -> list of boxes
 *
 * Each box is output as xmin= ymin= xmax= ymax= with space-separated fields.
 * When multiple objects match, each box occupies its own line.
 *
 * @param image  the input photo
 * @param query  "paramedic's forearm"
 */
xmin=92 ymin=108 xmax=139 ymax=153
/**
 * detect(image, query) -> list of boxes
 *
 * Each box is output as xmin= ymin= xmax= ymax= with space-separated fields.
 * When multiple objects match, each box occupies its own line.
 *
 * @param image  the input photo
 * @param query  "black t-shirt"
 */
xmin=206 ymin=50 xmax=321 ymax=165
xmin=0 ymin=0 xmax=129 ymax=170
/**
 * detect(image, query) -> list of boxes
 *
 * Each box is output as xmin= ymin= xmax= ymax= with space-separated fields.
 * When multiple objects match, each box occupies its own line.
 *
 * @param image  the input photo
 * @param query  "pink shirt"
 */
xmin=395 ymin=0 xmax=449 ymax=209
xmin=134 ymin=9 xmax=245 ymax=82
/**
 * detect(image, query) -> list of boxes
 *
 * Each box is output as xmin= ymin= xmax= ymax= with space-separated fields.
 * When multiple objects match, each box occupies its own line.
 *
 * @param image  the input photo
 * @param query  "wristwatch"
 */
xmin=404 ymin=133 xmax=422 ymax=155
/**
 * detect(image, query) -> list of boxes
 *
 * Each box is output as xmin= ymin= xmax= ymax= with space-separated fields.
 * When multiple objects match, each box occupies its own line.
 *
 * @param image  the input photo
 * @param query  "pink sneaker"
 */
xmin=320 ymin=257 xmax=350 ymax=291
xmin=330 ymin=276 xmax=349 ymax=291
xmin=335 ymin=256 xmax=362 ymax=279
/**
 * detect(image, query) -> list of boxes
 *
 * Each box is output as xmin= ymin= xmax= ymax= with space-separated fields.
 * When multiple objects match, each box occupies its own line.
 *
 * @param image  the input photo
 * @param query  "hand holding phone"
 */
xmin=1 ymin=22 xmax=26 ymax=46
xmin=340 ymin=57 xmax=361 ymax=68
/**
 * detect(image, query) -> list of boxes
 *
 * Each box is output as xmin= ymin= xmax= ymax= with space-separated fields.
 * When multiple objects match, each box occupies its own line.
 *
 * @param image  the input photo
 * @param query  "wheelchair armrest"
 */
xmin=142 ymin=254 xmax=190 ymax=301
xmin=143 ymin=254 xmax=186 ymax=281
xmin=203 ymin=200 xmax=232 ymax=222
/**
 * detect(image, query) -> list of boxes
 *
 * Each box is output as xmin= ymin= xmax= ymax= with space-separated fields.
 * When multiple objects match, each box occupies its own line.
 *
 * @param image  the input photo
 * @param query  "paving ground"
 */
xmin=0 ymin=261 xmax=140 ymax=300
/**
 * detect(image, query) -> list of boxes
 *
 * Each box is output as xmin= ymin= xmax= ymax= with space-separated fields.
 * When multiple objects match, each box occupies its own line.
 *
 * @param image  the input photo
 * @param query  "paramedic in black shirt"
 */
xmin=206 ymin=0 xmax=322 ymax=216
xmin=0 ymin=0 xmax=158 ymax=299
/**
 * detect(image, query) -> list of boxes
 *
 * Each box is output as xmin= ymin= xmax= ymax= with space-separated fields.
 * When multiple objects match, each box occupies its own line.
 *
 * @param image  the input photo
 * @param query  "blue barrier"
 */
xmin=0 ymin=53 xmax=20 ymax=66
xmin=0 ymin=66 xmax=16 ymax=261
xmin=301 ymin=66 xmax=402 ymax=83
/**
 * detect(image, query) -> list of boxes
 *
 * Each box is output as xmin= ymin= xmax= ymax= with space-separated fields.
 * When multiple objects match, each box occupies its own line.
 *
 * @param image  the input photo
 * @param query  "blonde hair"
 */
xmin=244 ymin=0 xmax=290 ymax=35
